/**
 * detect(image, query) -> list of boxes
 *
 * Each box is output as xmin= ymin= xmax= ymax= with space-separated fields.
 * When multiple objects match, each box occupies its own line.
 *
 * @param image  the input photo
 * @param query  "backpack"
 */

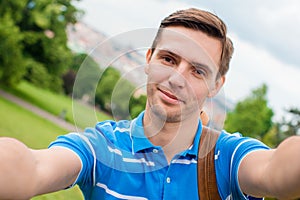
xmin=197 ymin=126 xmax=221 ymax=200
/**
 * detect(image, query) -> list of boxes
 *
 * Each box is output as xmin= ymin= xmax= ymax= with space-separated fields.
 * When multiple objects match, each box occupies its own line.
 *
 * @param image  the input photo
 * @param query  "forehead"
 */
xmin=155 ymin=26 xmax=222 ymax=71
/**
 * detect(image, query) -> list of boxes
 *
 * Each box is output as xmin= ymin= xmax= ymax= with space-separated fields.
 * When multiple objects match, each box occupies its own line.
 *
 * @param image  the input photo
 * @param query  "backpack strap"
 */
xmin=198 ymin=126 xmax=221 ymax=200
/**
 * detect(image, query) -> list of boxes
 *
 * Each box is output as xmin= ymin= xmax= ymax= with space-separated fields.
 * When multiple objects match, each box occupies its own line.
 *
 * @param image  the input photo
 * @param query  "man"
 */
xmin=1 ymin=8 xmax=300 ymax=200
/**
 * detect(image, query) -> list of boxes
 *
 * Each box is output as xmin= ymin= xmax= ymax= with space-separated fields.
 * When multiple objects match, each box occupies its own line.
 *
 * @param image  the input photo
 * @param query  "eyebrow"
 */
xmin=157 ymin=48 xmax=213 ymax=75
xmin=156 ymin=49 xmax=180 ymax=60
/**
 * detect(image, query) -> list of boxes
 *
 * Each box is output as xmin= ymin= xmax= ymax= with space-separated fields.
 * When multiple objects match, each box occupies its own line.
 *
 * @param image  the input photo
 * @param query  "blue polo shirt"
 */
xmin=49 ymin=111 xmax=269 ymax=199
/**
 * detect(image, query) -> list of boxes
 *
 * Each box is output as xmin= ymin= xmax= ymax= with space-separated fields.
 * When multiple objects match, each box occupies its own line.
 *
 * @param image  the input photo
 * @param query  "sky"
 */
xmin=76 ymin=0 xmax=300 ymax=120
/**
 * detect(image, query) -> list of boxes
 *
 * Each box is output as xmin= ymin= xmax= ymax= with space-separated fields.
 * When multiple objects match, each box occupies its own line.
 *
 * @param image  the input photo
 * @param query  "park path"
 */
xmin=0 ymin=89 xmax=82 ymax=132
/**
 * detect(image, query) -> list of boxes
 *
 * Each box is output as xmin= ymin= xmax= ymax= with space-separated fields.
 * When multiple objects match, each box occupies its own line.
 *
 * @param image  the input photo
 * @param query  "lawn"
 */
xmin=0 ymin=96 xmax=84 ymax=200
xmin=3 ymin=81 xmax=112 ymax=129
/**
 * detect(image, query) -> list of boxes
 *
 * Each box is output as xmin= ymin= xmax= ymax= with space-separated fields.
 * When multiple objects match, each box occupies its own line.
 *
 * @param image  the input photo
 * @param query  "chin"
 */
xmin=152 ymin=107 xmax=185 ymax=123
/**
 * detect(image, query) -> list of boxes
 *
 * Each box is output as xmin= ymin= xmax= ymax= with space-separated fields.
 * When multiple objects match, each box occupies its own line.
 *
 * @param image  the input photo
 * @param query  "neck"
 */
xmin=143 ymin=109 xmax=200 ymax=163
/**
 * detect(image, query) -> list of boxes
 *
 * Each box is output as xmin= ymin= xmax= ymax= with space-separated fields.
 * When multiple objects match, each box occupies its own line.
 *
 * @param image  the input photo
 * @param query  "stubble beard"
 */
xmin=152 ymin=105 xmax=182 ymax=123
xmin=149 ymin=99 xmax=199 ymax=123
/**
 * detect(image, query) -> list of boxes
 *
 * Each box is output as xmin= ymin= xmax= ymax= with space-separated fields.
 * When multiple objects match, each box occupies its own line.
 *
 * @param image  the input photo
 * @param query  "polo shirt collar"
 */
xmin=130 ymin=111 xmax=157 ymax=153
xmin=130 ymin=111 xmax=203 ymax=155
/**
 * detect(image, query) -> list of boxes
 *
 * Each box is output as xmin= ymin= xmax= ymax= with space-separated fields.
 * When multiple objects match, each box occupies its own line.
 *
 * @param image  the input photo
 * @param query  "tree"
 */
xmin=0 ymin=14 xmax=25 ymax=86
xmin=265 ymin=108 xmax=300 ymax=147
xmin=280 ymin=108 xmax=300 ymax=136
xmin=224 ymin=84 xmax=274 ymax=139
xmin=70 ymin=53 xmax=102 ymax=99
xmin=21 ymin=0 xmax=83 ymax=91
xmin=23 ymin=58 xmax=52 ymax=89
xmin=111 ymin=78 xmax=136 ymax=119
xmin=0 ymin=1 xmax=28 ymax=86
xmin=129 ymin=94 xmax=147 ymax=119
xmin=95 ymin=67 xmax=121 ymax=112
xmin=0 ymin=0 xmax=83 ymax=91
xmin=62 ymin=69 xmax=76 ymax=96
xmin=95 ymin=67 xmax=146 ymax=119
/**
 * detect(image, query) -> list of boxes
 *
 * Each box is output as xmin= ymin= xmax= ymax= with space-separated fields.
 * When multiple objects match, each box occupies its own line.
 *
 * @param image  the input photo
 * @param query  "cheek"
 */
xmin=192 ymin=90 xmax=209 ymax=109
xmin=188 ymin=81 xmax=210 ymax=101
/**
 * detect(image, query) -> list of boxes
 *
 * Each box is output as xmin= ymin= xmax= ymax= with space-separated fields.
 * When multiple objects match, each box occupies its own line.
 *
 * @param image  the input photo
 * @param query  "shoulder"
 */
xmin=216 ymin=130 xmax=269 ymax=157
xmin=215 ymin=130 xmax=269 ymax=199
xmin=216 ymin=130 xmax=269 ymax=168
xmin=49 ymin=119 xmax=133 ymax=157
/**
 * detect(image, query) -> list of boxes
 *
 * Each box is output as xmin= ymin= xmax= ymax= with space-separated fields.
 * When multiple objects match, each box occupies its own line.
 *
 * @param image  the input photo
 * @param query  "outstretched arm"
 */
xmin=239 ymin=136 xmax=300 ymax=199
xmin=0 ymin=137 xmax=81 ymax=200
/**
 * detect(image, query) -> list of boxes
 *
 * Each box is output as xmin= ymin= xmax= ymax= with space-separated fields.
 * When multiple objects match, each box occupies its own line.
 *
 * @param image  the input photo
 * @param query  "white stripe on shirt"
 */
xmin=171 ymin=158 xmax=197 ymax=165
xmin=96 ymin=182 xmax=148 ymax=200
xmin=107 ymin=146 xmax=123 ymax=156
xmin=123 ymin=157 xmax=155 ymax=166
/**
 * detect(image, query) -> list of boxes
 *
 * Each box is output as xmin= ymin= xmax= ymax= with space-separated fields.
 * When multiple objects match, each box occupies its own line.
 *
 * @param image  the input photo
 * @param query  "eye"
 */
xmin=161 ymin=55 xmax=176 ymax=65
xmin=192 ymin=67 xmax=206 ymax=78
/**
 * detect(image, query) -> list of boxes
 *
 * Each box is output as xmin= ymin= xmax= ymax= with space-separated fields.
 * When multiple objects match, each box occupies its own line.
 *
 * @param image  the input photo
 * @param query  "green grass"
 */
xmin=3 ymin=81 xmax=112 ymax=129
xmin=0 ymin=96 xmax=84 ymax=200
xmin=0 ymin=96 xmax=66 ymax=148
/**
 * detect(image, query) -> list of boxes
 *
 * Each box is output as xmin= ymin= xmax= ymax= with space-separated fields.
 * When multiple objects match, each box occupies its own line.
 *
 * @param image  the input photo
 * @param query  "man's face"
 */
xmin=145 ymin=26 xmax=224 ymax=123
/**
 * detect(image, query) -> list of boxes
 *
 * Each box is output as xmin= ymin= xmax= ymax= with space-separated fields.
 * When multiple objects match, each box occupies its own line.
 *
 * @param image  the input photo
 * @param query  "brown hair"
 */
xmin=151 ymin=8 xmax=234 ymax=76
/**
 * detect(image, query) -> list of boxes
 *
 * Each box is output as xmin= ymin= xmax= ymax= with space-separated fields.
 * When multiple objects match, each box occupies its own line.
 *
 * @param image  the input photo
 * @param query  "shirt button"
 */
xmin=166 ymin=177 xmax=171 ymax=183
xmin=153 ymin=149 xmax=158 ymax=153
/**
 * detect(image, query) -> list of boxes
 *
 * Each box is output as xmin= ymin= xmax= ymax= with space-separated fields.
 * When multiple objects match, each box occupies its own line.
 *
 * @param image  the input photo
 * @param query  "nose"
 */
xmin=168 ymin=62 xmax=188 ymax=89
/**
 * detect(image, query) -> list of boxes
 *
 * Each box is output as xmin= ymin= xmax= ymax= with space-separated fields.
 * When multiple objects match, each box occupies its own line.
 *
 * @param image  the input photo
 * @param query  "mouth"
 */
xmin=157 ymin=87 xmax=184 ymax=104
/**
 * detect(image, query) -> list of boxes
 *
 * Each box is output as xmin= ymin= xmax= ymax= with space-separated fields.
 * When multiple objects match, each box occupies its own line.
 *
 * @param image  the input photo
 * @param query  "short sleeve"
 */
xmin=215 ymin=131 xmax=270 ymax=199
xmin=49 ymin=131 xmax=96 ymax=188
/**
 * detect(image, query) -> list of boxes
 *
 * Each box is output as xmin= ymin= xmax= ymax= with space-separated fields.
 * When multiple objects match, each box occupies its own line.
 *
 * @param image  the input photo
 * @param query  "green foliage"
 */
xmin=24 ymin=58 xmax=52 ymax=89
xmin=71 ymin=53 xmax=102 ymax=99
xmin=0 ymin=0 xmax=83 ymax=91
xmin=94 ymin=67 xmax=146 ymax=119
xmin=224 ymin=84 xmax=274 ymax=139
xmin=0 ymin=1 xmax=27 ymax=22
xmin=264 ymin=108 xmax=300 ymax=147
xmin=70 ymin=53 xmax=96 ymax=72
xmin=130 ymin=94 xmax=147 ymax=118
xmin=62 ymin=69 xmax=76 ymax=95
xmin=48 ymin=75 xmax=65 ymax=93
xmin=0 ymin=14 xmax=25 ymax=86
xmin=95 ymin=67 xmax=121 ymax=111
xmin=261 ymin=125 xmax=280 ymax=148
xmin=111 ymin=78 xmax=136 ymax=119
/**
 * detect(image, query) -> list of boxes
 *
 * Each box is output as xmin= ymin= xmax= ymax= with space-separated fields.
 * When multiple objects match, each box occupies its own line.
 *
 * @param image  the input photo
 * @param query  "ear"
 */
xmin=145 ymin=49 xmax=152 ymax=74
xmin=208 ymin=76 xmax=225 ymax=98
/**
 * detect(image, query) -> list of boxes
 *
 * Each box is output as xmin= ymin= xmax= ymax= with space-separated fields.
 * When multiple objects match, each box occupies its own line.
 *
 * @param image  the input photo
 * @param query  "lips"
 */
xmin=158 ymin=87 xmax=184 ymax=104
xmin=159 ymin=88 xmax=178 ymax=99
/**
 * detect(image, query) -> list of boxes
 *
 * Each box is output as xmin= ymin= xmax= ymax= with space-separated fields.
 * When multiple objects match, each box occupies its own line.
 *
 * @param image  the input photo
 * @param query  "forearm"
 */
xmin=264 ymin=136 xmax=300 ymax=199
xmin=0 ymin=137 xmax=38 ymax=199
